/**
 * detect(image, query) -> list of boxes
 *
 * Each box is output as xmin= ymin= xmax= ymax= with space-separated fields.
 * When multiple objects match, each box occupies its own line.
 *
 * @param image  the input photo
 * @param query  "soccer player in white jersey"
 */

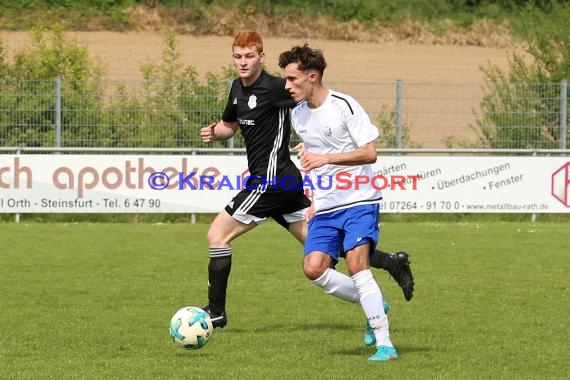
xmin=278 ymin=44 xmax=398 ymax=362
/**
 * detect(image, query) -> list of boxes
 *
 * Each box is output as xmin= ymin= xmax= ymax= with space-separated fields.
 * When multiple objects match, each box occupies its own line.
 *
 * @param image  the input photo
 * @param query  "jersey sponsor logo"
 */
xmin=238 ymin=118 xmax=255 ymax=126
xmin=323 ymin=127 xmax=332 ymax=137
xmin=248 ymin=94 xmax=257 ymax=109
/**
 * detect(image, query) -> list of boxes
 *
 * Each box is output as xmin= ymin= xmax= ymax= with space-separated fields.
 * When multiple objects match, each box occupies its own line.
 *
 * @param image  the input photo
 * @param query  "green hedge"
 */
xmin=1 ymin=0 xmax=569 ymax=29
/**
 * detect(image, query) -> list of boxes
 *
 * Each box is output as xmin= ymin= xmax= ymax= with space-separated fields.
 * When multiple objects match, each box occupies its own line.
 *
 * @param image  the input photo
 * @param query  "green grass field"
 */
xmin=1 ymin=221 xmax=569 ymax=379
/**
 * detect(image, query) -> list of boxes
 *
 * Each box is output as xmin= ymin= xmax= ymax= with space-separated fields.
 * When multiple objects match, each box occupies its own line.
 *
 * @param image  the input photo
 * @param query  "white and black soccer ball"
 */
xmin=169 ymin=306 xmax=213 ymax=350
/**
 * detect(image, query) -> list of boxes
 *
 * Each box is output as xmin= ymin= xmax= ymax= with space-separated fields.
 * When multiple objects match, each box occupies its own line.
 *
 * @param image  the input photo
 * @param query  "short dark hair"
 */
xmin=278 ymin=43 xmax=327 ymax=77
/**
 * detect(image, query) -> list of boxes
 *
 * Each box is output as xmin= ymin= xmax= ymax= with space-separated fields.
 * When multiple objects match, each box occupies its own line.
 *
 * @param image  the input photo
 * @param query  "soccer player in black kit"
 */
xmin=199 ymin=30 xmax=414 ymax=329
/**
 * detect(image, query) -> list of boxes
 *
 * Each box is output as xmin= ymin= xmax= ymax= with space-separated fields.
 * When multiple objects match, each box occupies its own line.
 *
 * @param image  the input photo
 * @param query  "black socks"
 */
xmin=207 ymin=248 xmax=232 ymax=315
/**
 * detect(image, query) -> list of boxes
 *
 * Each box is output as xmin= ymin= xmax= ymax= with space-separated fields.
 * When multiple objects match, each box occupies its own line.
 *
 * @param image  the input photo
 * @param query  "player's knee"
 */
xmin=303 ymin=261 xmax=326 ymax=281
xmin=206 ymin=227 xmax=229 ymax=246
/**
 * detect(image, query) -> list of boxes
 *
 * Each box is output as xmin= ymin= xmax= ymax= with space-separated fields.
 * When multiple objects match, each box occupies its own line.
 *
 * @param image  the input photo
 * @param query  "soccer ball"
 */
xmin=169 ymin=306 xmax=213 ymax=350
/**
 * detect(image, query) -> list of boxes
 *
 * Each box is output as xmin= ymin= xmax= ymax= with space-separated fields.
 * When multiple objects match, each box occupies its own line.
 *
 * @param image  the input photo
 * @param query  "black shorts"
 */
xmin=225 ymin=184 xmax=311 ymax=229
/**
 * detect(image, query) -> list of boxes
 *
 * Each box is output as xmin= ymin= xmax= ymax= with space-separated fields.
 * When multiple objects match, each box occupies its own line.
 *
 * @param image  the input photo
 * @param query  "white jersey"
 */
xmin=291 ymin=89 xmax=382 ymax=214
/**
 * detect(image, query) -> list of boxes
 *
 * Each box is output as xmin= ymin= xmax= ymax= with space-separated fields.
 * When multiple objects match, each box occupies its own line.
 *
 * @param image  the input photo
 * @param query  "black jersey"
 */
xmin=222 ymin=71 xmax=299 ymax=181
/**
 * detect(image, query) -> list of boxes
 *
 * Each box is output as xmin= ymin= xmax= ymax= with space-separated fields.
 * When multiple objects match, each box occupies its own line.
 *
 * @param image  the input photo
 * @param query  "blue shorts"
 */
xmin=304 ymin=204 xmax=380 ymax=261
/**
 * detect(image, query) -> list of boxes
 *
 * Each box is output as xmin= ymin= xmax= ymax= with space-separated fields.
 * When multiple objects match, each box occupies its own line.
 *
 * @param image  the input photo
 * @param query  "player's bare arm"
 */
xmin=296 ymin=142 xmax=377 ymax=170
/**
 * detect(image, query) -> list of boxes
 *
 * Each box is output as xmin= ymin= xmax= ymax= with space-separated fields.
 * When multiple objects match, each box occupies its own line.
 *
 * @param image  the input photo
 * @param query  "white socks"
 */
xmin=312 ymin=267 xmax=359 ymax=303
xmin=312 ymin=267 xmax=393 ymax=347
xmin=352 ymin=269 xmax=392 ymax=347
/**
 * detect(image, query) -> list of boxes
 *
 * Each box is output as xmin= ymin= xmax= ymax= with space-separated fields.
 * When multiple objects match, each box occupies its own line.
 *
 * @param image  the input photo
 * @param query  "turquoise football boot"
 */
xmin=368 ymin=345 xmax=398 ymax=362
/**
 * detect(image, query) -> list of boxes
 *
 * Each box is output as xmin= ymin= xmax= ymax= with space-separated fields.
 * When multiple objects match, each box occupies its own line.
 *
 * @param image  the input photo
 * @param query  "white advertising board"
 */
xmin=0 ymin=154 xmax=568 ymax=213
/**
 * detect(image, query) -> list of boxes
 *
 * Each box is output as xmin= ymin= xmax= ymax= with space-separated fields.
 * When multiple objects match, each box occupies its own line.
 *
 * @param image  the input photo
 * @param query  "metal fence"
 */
xmin=0 ymin=78 xmax=568 ymax=150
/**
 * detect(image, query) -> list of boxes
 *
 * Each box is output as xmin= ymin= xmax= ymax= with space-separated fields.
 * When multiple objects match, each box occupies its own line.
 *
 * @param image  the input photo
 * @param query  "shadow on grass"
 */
xmin=235 ymin=322 xmax=357 ymax=333
xmin=333 ymin=344 xmax=431 ymax=356
xmin=222 ymin=323 xmax=432 ymax=358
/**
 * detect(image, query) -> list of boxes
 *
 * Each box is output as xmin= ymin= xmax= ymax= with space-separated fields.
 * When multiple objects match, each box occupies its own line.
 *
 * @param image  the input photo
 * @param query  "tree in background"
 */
xmin=0 ymin=26 xmax=105 ymax=147
xmin=475 ymin=1 xmax=570 ymax=149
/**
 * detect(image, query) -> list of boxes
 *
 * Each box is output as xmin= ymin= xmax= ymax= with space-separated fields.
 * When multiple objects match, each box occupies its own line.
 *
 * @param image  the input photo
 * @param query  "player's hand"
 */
xmin=297 ymin=149 xmax=328 ymax=171
xmin=291 ymin=142 xmax=305 ymax=153
xmin=200 ymin=122 xmax=216 ymax=143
